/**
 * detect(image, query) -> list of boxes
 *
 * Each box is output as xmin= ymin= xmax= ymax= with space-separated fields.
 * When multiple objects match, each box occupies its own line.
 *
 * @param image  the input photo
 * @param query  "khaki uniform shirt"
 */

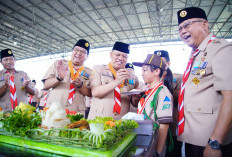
xmin=0 ymin=69 xmax=34 ymax=111
xmin=178 ymin=33 xmax=232 ymax=146
xmin=144 ymin=86 xmax=173 ymax=124
xmin=88 ymin=65 xmax=139 ymax=119
xmin=170 ymin=73 xmax=183 ymax=136
xmin=42 ymin=60 xmax=92 ymax=114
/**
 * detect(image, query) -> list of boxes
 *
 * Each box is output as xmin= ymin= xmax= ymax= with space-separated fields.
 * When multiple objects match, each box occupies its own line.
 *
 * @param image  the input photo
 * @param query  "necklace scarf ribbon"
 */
xmin=67 ymin=61 xmax=84 ymax=105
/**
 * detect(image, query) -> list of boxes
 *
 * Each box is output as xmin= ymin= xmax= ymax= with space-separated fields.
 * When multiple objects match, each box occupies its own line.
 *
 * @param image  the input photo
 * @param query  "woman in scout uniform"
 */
xmin=88 ymin=41 xmax=139 ymax=119
xmin=42 ymin=39 xmax=92 ymax=116
xmin=133 ymin=54 xmax=173 ymax=157
xmin=154 ymin=50 xmax=183 ymax=157
xmin=0 ymin=49 xmax=35 ymax=112
xmin=177 ymin=7 xmax=232 ymax=157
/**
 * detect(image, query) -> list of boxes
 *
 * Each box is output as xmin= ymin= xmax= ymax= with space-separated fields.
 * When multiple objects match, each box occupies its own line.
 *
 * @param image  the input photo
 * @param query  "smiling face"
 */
xmin=110 ymin=50 xmax=128 ymax=70
xmin=178 ymin=18 xmax=210 ymax=50
xmin=1 ymin=56 xmax=16 ymax=71
xmin=71 ymin=46 xmax=88 ymax=66
xmin=142 ymin=65 xmax=160 ymax=84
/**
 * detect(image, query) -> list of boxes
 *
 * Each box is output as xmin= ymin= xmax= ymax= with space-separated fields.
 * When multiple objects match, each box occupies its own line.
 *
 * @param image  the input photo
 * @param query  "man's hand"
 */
xmin=5 ymin=75 xmax=9 ymax=87
xmin=204 ymin=144 xmax=222 ymax=157
xmin=57 ymin=60 xmax=68 ymax=80
xmin=71 ymin=77 xmax=83 ymax=88
xmin=116 ymin=69 xmax=129 ymax=85
xmin=23 ymin=75 xmax=30 ymax=88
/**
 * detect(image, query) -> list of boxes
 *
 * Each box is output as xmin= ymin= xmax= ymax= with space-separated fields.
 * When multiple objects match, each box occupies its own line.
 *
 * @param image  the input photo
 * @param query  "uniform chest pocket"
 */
xmin=101 ymin=73 xmax=113 ymax=85
xmin=187 ymin=103 xmax=213 ymax=114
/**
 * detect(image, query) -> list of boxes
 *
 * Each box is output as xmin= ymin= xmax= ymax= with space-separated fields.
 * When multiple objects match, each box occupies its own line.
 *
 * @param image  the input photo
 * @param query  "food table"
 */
xmin=0 ymin=120 xmax=156 ymax=157
xmin=0 ymin=103 xmax=156 ymax=157
xmin=0 ymin=131 xmax=136 ymax=157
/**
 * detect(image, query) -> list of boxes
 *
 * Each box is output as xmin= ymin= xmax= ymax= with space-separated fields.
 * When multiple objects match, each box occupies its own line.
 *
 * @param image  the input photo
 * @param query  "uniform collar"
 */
xmin=197 ymin=33 xmax=215 ymax=51
xmin=2 ymin=69 xmax=18 ymax=73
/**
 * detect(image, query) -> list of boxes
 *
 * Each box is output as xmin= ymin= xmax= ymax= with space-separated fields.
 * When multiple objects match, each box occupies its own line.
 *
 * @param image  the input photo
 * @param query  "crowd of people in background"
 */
xmin=0 ymin=7 xmax=231 ymax=157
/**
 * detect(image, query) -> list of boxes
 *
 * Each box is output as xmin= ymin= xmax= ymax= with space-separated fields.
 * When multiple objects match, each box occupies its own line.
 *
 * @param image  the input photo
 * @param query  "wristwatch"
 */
xmin=208 ymin=138 xmax=222 ymax=150
xmin=56 ymin=75 xmax=63 ymax=82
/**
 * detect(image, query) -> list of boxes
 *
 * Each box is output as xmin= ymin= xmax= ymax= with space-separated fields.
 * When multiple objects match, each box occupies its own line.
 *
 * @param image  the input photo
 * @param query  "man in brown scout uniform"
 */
xmin=176 ymin=7 xmax=232 ymax=157
xmin=42 ymin=39 xmax=92 ymax=116
xmin=0 ymin=49 xmax=35 ymax=112
xmin=88 ymin=42 xmax=139 ymax=119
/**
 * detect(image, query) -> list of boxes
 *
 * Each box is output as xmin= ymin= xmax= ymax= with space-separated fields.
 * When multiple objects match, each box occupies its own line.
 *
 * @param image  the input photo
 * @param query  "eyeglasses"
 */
xmin=73 ymin=48 xmax=87 ymax=56
xmin=177 ymin=20 xmax=204 ymax=32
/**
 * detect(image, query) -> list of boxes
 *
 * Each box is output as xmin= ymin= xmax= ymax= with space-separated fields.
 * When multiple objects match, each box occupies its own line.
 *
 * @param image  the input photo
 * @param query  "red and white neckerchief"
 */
xmin=6 ymin=71 xmax=18 ymax=111
xmin=137 ymin=82 xmax=163 ymax=114
xmin=43 ymin=92 xmax=48 ymax=106
xmin=67 ymin=61 xmax=84 ymax=105
xmin=113 ymin=86 xmax=121 ymax=114
xmin=29 ymin=95 xmax=33 ymax=104
xmin=177 ymin=35 xmax=216 ymax=136
xmin=108 ymin=63 xmax=126 ymax=114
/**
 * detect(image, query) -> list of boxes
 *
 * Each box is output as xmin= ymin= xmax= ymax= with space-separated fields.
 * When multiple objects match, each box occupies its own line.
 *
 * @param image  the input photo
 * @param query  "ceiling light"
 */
xmin=14 ymin=41 xmax=17 ymax=45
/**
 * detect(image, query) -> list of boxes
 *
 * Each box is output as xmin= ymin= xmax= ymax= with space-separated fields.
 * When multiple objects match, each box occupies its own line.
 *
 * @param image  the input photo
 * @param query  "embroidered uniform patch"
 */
xmin=163 ymin=96 xmax=171 ymax=102
xmin=162 ymin=104 xmax=171 ymax=110
xmin=192 ymin=77 xmax=200 ymax=85
xmin=81 ymin=71 xmax=89 ymax=79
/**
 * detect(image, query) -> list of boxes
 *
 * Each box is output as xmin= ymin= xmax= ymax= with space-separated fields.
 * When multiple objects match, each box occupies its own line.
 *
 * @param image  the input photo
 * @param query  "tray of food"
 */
xmin=122 ymin=89 xmax=145 ymax=95
xmin=0 ymin=102 xmax=138 ymax=157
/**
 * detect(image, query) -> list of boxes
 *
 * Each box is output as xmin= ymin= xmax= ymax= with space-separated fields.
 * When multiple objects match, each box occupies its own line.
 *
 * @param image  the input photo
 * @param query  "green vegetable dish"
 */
xmin=0 ymin=112 xmax=138 ymax=151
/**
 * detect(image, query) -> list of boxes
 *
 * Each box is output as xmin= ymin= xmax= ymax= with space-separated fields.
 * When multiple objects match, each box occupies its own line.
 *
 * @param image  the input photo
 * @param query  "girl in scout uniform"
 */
xmin=133 ymin=54 xmax=173 ymax=157
xmin=154 ymin=50 xmax=183 ymax=157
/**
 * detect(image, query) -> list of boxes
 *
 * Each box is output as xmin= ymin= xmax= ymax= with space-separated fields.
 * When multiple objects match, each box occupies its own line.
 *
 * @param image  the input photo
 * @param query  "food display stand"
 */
xmin=0 ymin=131 xmax=136 ymax=157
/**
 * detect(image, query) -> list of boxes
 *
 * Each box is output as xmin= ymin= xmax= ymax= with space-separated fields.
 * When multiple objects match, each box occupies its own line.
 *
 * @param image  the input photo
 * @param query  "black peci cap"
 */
xmin=73 ymin=39 xmax=90 ymax=54
xmin=0 ymin=49 xmax=14 ymax=60
xmin=177 ymin=7 xmax=207 ymax=25
xmin=154 ymin=50 xmax=170 ymax=62
xmin=112 ymin=41 xmax=130 ymax=54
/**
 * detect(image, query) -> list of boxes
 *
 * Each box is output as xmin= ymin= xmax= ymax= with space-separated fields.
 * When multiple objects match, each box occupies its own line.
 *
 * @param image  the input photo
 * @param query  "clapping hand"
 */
xmin=23 ymin=75 xmax=30 ymax=88
xmin=57 ymin=60 xmax=68 ymax=80
xmin=5 ymin=75 xmax=9 ymax=87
